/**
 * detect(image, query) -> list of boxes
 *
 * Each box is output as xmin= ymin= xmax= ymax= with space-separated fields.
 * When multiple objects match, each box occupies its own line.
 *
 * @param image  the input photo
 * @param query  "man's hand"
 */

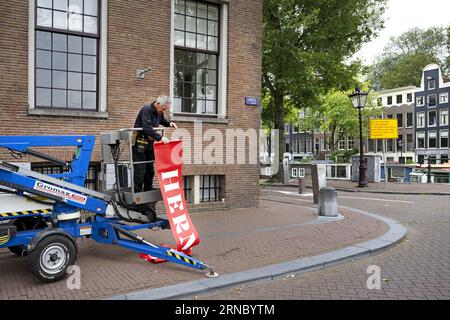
xmin=169 ymin=122 xmax=178 ymax=129
xmin=161 ymin=136 xmax=170 ymax=144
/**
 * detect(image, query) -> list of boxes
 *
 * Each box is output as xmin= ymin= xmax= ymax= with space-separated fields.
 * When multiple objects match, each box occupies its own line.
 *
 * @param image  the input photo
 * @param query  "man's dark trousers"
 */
xmin=133 ymin=143 xmax=155 ymax=192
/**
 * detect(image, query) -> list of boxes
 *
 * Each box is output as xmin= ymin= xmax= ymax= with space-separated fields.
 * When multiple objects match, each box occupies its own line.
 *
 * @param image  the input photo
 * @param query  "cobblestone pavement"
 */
xmin=0 ymin=193 xmax=387 ymax=299
xmin=196 ymin=189 xmax=450 ymax=300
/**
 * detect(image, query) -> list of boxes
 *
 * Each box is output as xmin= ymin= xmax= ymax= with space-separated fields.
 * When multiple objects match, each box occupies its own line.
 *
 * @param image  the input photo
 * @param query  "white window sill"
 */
xmin=28 ymin=108 xmax=108 ymax=119
xmin=170 ymin=114 xmax=228 ymax=124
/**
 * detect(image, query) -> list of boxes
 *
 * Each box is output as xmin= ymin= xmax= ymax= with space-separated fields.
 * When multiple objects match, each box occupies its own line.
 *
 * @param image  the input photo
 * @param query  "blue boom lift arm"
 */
xmin=0 ymin=135 xmax=215 ymax=282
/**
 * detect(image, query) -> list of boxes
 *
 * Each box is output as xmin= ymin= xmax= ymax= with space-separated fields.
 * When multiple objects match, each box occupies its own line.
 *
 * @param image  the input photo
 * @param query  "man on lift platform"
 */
xmin=132 ymin=95 xmax=177 ymax=219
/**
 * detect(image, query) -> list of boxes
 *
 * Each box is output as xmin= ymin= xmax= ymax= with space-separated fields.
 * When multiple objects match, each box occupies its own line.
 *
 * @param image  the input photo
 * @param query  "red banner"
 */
xmin=140 ymin=140 xmax=200 ymax=263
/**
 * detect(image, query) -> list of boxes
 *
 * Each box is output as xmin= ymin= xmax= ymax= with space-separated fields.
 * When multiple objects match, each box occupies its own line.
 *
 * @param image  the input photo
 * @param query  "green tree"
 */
xmin=369 ymin=26 xmax=450 ymax=90
xmin=263 ymin=0 xmax=386 ymax=170
xmin=300 ymin=89 xmax=381 ymax=153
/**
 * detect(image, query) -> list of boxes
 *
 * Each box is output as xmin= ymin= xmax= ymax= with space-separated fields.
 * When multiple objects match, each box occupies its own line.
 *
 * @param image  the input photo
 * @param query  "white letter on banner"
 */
xmin=172 ymin=214 xmax=190 ymax=234
xmin=167 ymin=194 xmax=184 ymax=214
xmin=161 ymin=169 xmax=180 ymax=192
xmin=180 ymin=233 xmax=197 ymax=251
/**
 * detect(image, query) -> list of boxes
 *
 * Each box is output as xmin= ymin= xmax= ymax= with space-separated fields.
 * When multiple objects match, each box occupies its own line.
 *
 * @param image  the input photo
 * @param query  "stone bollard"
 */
xmin=311 ymin=164 xmax=327 ymax=204
xmin=298 ymin=177 xmax=304 ymax=194
xmin=318 ymin=187 xmax=338 ymax=217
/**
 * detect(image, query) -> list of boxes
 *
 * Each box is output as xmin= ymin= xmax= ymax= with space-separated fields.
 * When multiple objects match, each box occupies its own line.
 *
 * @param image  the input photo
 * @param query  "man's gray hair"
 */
xmin=156 ymin=95 xmax=171 ymax=106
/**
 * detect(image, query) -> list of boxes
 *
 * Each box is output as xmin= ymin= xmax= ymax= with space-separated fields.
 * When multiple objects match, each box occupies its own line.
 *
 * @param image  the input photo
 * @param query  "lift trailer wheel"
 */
xmin=28 ymin=235 xmax=77 ymax=283
xmin=8 ymin=217 xmax=47 ymax=257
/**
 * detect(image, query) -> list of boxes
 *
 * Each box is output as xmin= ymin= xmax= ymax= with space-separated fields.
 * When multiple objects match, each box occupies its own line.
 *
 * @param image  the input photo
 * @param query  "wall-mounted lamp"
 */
xmin=136 ymin=67 xmax=152 ymax=79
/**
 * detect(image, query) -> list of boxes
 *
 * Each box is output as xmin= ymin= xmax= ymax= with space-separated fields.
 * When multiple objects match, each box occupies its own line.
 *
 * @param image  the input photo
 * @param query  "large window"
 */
xmin=35 ymin=0 xmax=100 ymax=110
xmin=173 ymin=0 xmax=220 ymax=115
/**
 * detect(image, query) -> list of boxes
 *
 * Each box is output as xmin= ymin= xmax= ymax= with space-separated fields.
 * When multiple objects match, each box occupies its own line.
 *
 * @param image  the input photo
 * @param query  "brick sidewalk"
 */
xmin=0 ymin=194 xmax=388 ymax=300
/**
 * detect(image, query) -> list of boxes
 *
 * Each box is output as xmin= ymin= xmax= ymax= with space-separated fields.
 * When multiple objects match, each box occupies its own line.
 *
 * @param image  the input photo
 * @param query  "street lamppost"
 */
xmin=398 ymin=140 xmax=403 ymax=164
xmin=348 ymin=87 xmax=369 ymax=187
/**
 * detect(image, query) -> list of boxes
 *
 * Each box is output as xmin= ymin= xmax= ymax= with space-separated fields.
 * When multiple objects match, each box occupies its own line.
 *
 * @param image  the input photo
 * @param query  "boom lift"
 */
xmin=0 ymin=132 xmax=216 ymax=282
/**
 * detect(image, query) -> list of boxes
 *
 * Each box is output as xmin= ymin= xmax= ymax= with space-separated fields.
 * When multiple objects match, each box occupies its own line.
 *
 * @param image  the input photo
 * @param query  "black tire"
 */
xmin=145 ymin=207 xmax=157 ymax=223
xmin=8 ymin=217 xmax=47 ymax=257
xmin=8 ymin=245 xmax=28 ymax=257
xmin=28 ymin=235 xmax=77 ymax=283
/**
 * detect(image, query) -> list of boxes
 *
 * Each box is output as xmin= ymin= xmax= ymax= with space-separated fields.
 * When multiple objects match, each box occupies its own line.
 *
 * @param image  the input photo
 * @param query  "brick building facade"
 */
xmin=0 ymin=0 xmax=262 ymax=209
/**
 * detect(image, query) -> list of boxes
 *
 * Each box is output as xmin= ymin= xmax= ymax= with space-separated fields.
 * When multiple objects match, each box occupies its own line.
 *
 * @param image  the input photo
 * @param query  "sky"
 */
xmin=354 ymin=0 xmax=450 ymax=64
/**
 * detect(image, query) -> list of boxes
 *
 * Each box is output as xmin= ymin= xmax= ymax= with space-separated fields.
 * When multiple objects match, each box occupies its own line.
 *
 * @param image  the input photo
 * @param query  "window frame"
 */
xmin=428 ymin=79 xmax=436 ymax=90
xmin=387 ymin=96 xmax=393 ymax=105
xmin=416 ymin=132 xmax=425 ymax=149
xmin=440 ymin=109 xmax=449 ymax=126
xmin=440 ymin=93 xmax=449 ymax=104
xmin=29 ymin=0 xmax=108 ymax=116
xmin=406 ymin=112 xmax=413 ymax=128
xmin=428 ymin=110 xmax=437 ymax=127
xmin=406 ymin=93 xmax=413 ymax=103
xmin=34 ymin=0 xmax=101 ymax=111
xmin=440 ymin=130 xmax=449 ymax=149
xmin=416 ymin=96 xmax=425 ymax=107
xmin=171 ymin=0 xmax=225 ymax=118
xmin=200 ymin=175 xmax=221 ymax=203
xmin=428 ymin=94 xmax=437 ymax=108
xmin=428 ymin=131 xmax=437 ymax=149
xmin=416 ymin=112 xmax=425 ymax=128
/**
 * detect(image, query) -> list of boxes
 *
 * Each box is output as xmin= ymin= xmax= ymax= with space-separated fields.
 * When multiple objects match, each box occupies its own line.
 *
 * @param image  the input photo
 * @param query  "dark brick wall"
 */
xmin=0 ymin=0 xmax=262 ymax=209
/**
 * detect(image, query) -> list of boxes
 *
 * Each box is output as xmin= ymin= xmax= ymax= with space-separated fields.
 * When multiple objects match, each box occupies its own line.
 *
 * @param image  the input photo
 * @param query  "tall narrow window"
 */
xmin=407 ymin=93 xmax=413 ymax=103
xmin=417 ymin=96 xmax=425 ymax=107
xmin=35 ymin=0 xmax=100 ymax=110
xmin=428 ymin=110 xmax=437 ymax=127
xmin=417 ymin=132 xmax=425 ymax=149
xmin=428 ymin=94 xmax=437 ymax=107
xmin=173 ymin=0 xmax=220 ymax=115
xmin=440 ymin=109 xmax=448 ymax=126
xmin=440 ymin=130 xmax=449 ymax=148
xmin=396 ymin=113 xmax=403 ymax=128
xmin=406 ymin=134 xmax=413 ymax=151
xmin=396 ymin=95 xmax=402 ymax=104
xmin=417 ymin=112 xmax=425 ymax=128
xmin=406 ymin=112 xmax=413 ymax=128
xmin=429 ymin=131 xmax=437 ymax=148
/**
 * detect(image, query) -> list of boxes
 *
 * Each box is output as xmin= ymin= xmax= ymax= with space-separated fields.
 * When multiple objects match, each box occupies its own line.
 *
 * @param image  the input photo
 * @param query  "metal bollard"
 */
xmin=318 ymin=187 xmax=338 ymax=217
xmin=298 ymin=177 xmax=304 ymax=194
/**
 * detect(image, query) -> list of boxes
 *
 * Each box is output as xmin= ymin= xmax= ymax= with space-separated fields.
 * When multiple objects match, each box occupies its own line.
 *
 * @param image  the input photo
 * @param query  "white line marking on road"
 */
xmin=268 ymin=190 xmax=415 ymax=204
xmin=337 ymin=196 xmax=415 ymax=204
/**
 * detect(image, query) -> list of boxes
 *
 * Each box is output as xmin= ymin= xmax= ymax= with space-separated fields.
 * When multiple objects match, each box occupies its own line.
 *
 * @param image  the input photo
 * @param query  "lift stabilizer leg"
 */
xmin=112 ymin=223 xmax=218 ymax=276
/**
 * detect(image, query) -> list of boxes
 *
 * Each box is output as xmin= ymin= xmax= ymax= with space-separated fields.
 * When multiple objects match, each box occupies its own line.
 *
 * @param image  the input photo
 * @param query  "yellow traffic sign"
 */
xmin=370 ymin=119 xmax=398 ymax=139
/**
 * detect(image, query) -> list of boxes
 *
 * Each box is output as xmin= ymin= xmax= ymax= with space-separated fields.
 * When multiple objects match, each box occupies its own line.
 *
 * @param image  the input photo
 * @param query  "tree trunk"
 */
xmin=273 ymin=93 xmax=285 ymax=183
